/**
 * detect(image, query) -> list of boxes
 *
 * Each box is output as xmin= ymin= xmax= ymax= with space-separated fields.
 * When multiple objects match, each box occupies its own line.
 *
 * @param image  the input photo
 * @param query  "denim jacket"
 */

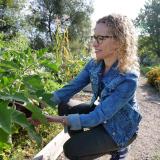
xmin=51 ymin=59 xmax=142 ymax=147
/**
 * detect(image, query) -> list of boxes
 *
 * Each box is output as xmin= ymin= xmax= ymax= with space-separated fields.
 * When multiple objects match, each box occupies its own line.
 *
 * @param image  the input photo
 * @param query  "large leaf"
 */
xmin=0 ymin=68 xmax=6 ymax=73
xmin=25 ymin=103 xmax=47 ymax=124
xmin=11 ymin=110 xmax=42 ymax=145
xmin=23 ymin=75 xmax=44 ymax=91
xmin=40 ymin=60 xmax=59 ymax=72
xmin=0 ymin=128 xmax=10 ymax=143
xmin=0 ymin=101 xmax=12 ymax=134
xmin=0 ymin=93 xmax=29 ymax=103
xmin=36 ymin=48 xmax=48 ymax=58
xmin=1 ymin=76 xmax=14 ymax=86
xmin=36 ymin=90 xmax=55 ymax=107
xmin=0 ymin=141 xmax=11 ymax=151
xmin=0 ymin=60 xmax=18 ymax=71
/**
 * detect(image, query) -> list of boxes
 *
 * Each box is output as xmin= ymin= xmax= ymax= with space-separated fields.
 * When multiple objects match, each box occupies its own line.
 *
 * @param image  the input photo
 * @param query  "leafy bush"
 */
xmin=0 ymin=47 xmax=61 ymax=149
xmin=146 ymin=66 xmax=160 ymax=91
xmin=139 ymin=51 xmax=160 ymax=66
xmin=0 ymin=27 xmax=90 ymax=159
xmin=140 ymin=65 xmax=152 ymax=75
xmin=0 ymin=33 xmax=62 ymax=153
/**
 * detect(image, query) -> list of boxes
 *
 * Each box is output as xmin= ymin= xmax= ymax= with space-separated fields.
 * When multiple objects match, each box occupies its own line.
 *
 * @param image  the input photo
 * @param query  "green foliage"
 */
xmin=26 ymin=0 xmax=93 ymax=49
xmin=0 ymin=0 xmax=26 ymax=40
xmin=0 ymin=33 xmax=62 ymax=152
xmin=66 ymin=1 xmax=93 ymax=43
xmin=0 ymin=11 xmax=90 ymax=157
xmin=0 ymin=102 xmax=12 ymax=135
xmin=146 ymin=66 xmax=160 ymax=91
xmin=137 ymin=35 xmax=160 ymax=66
xmin=140 ymin=65 xmax=152 ymax=75
xmin=135 ymin=0 xmax=160 ymax=58
xmin=1 ymin=107 xmax=62 ymax=160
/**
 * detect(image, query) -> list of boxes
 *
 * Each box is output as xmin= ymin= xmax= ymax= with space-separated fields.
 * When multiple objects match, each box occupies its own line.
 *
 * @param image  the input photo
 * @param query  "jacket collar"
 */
xmin=102 ymin=61 xmax=126 ymax=90
xmin=102 ymin=60 xmax=119 ymax=83
xmin=91 ymin=60 xmax=122 ymax=97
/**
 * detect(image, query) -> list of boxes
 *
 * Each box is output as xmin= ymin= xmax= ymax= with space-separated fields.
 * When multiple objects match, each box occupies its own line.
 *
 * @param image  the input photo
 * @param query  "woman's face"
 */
xmin=92 ymin=23 xmax=119 ymax=60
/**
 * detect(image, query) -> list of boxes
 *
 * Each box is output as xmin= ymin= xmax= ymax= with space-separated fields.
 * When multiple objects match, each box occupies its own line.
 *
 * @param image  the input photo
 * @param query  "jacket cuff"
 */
xmin=67 ymin=114 xmax=82 ymax=130
xmin=50 ymin=92 xmax=61 ymax=106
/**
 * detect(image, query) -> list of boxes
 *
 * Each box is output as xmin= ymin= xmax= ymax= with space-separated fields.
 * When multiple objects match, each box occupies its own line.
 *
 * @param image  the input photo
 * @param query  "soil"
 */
xmin=57 ymin=76 xmax=160 ymax=160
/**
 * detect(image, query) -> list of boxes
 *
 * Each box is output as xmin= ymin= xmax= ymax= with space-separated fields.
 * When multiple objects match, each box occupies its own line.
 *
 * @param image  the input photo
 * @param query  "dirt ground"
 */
xmin=57 ymin=76 xmax=160 ymax=160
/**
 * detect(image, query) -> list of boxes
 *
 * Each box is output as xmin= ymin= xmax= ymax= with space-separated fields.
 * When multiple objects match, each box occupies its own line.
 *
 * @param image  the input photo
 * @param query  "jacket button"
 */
xmin=112 ymin=132 xmax=115 ymax=136
xmin=103 ymin=121 xmax=107 ymax=124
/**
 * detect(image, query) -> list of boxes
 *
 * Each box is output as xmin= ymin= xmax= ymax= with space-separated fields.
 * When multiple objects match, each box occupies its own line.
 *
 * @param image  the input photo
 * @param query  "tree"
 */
xmin=135 ymin=0 xmax=160 ymax=58
xmin=26 ymin=0 xmax=93 ymax=49
xmin=0 ymin=0 xmax=26 ymax=39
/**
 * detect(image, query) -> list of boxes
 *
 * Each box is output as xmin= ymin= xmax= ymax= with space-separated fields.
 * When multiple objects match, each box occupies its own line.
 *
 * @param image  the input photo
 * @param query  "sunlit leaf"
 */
xmin=0 ymin=141 xmax=11 ymax=151
xmin=36 ymin=48 xmax=48 ymax=57
xmin=0 ymin=68 xmax=6 ymax=73
xmin=36 ymin=90 xmax=55 ymax=107
xmin=0 ymin=93 xmax=29 ymax=103
xmin=23 ymin=75 xmax=44 ymax=91
xmin=40 ymin=60 xmax=59 ymax=72
xmin=0 ymin=60 xmax=17 ymax=70
xmin=0 ymin=128 xmax=10 ymax=143
xmin=25 ymin=103 xmax=47 ymax=124
xmin=2 ymin=77 xmax=10 ymax=85
xmin=0 ymin=101 xmax=12 ymax=134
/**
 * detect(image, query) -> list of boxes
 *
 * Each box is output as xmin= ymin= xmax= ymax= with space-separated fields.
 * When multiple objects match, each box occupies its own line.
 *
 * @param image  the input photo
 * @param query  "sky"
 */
xmin=91 ymin=0 xmax=146 ymax=27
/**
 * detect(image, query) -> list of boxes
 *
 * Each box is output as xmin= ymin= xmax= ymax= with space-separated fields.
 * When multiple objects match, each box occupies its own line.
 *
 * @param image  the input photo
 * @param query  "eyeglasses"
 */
xmin=91 ymin=35 xmax=113 ymax=45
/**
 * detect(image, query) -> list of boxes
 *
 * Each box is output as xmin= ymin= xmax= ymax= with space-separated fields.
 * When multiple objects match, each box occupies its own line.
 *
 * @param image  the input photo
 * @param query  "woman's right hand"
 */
xmin=28 ymin=117 xmax=41 ymax=126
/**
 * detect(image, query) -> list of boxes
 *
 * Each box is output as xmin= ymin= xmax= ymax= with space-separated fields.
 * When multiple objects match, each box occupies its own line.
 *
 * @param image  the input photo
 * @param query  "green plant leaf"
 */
xmin=0 ymin=128 xmax=10 ymax=143
xmin=0 ymin=101 xmax=12 ymax=134
xmin=23 ymin=75 xmax=44 ymax=91
xmin=36 ymin=90 xmax=55 ymax=107
xmin=40 ymin=60 xmax=59 ymax=72
xmin=1 ymin=76 xmax=14 ymax=86
xmin=0 ymin=60 xmax=18 ymax=71
xmin=0 ymin=68 xmax=6 ymax=73
xmin=25 ymin=103 xmax=47 ymax=124
xmin=11 ymin=110 xmax=42 ymax=145
xmin=0 ymin=141 xmax=11 ymax=151
xmin=0 ymin=93 xmax=29 ymax=103
xmin=36 ymin=48 xmax=48 ymax=57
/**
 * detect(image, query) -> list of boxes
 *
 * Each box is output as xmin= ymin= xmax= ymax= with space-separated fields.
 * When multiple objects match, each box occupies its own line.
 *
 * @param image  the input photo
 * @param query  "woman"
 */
xmin=35 ymin=14 xmax=142 ymax=160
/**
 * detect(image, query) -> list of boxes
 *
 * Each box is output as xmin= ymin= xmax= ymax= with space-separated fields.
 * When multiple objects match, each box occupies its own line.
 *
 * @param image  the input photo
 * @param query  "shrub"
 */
xmin=146 ymin=66 xmax=160 ymax=91
xmin=0 ymin=33 xmax=62 ymax=154
xmin=140 ymin=65 xmax=152 ymax=75
xmin=155 ymin=76 xmax=160 ymax=92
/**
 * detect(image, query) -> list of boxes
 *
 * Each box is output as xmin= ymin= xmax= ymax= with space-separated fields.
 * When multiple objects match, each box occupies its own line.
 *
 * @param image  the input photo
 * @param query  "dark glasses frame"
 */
xmin=91 ymin=35 xmax=114 ymax=44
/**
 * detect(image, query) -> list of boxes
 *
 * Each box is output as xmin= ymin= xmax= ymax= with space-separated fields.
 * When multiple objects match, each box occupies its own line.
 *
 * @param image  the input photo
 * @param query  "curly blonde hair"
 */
xmin=96 ymin=14 xmax=139 ymax=73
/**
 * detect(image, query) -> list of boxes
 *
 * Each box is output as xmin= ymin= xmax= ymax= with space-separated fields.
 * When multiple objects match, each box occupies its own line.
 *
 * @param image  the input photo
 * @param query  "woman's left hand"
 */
xmin=28 ymin=115 xmax=68 ymax=126
xmin=28 ymin=117 xmax=41 ymax=126
xmin=45 ymin=115 xmax=68 ymax=126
